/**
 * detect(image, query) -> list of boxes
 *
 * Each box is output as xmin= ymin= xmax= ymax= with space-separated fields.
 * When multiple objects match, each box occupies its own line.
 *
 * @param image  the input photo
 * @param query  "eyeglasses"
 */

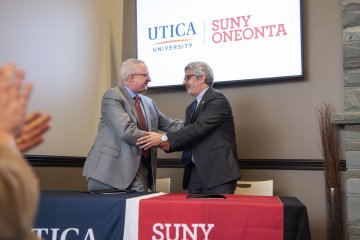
xmin=184 ymin=75 xmax=195 ymax=81
xmin=132 ymin=73 xmax=151 ymax=79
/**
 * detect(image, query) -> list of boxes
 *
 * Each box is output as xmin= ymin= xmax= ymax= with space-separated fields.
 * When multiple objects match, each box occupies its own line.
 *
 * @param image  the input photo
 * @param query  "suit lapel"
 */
xmin=119 ymin=85 xmax=152 ymax=131
xmin=185 ymin=103 xmax=194 ymax=126
xmin=191 ymin=87 xmax=213 ymax=121
xmin=118 ymin=85 xmax=138 ymax=122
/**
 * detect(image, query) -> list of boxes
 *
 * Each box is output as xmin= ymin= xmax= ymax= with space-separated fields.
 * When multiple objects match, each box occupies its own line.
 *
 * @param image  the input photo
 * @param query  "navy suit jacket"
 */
xmin=167 ymin=87 xmax=241 ymax=189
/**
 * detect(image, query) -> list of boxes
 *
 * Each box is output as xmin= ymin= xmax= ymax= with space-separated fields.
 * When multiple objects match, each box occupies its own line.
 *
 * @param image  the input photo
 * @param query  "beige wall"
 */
xmin=0 ymin=0 xmax=343 ymax=158
xmin=0 ymin=0 xmax=124 ymax=156
xmin=0 ymin=0 xmax=343 ymax=239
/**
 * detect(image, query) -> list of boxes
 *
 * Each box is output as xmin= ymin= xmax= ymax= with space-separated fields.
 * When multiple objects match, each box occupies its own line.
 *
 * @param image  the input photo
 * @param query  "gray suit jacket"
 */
xmin=167 ymin=87 xmax=241 ymax=189
xmin=82 ymin=84 xmax=183 ymax=191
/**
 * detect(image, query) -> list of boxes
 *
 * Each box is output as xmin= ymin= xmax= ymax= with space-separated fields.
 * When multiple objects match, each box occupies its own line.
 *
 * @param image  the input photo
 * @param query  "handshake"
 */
xmin=137 ymin=132 xmax=170 ymax=151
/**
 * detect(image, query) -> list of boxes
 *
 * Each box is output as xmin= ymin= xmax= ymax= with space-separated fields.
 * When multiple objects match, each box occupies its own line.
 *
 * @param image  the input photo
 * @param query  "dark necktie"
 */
xmin=180 ymin=99 xmax=198 ymax=166
xmin=135 ymin=95 xmax=150 ymax=158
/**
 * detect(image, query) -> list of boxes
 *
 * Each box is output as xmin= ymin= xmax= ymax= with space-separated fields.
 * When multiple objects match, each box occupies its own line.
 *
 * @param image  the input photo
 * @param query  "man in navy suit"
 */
xmin=137 ymin=61 xmax=240 ymax=194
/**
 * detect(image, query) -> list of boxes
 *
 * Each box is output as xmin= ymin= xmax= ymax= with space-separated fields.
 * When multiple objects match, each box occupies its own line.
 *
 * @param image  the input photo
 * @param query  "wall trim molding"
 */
xmin=25 ymin=155 xmax=346 ymax=171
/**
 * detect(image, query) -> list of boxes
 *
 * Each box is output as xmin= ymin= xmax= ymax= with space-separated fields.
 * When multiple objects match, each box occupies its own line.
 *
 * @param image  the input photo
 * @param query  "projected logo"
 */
xmin=210 ymin=15 xmax=288 ymax=44
xmin=147 ymin=22 xmax=197 ymax=53
xmin=145 ymin=14 xmax=288 ymax=54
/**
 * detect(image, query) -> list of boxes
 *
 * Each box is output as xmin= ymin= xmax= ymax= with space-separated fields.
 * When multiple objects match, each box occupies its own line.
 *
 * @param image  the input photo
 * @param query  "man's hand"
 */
xmin=137 ymin=132 xmax=164 ymax=150
xmin=16 ymin=112 xmax=52 ymax=152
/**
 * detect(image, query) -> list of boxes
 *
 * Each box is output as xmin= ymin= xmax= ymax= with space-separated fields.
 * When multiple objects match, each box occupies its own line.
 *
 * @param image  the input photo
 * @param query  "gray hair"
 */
xmin=120 ymin=58 xmax=146 ymax=83
xmin=185 ymin=61 xmax=214 ymax=86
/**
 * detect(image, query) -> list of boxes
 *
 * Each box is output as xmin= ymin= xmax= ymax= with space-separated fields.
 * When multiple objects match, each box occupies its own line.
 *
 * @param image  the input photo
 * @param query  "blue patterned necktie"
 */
xmin=180 ymin=99 xmax=198 ymax=166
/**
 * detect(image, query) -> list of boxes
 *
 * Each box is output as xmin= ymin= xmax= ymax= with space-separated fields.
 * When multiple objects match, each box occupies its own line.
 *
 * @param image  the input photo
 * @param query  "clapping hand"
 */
xmin=16 ymin=112 xmax=51 ymax=152
xmin=0 ymin=63 xmax=32 ymax=145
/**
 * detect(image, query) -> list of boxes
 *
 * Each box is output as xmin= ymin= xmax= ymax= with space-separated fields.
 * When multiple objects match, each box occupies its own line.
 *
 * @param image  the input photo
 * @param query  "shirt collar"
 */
xmin=195 ymin=87 xmax=209 ymax=105
xmin=124 ymin=85 xmax=138 ymax=100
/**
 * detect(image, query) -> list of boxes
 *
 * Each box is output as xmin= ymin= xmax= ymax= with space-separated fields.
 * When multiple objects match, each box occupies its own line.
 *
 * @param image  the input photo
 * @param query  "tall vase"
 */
xmin=326 ymin=187 xmax=344 ymax=240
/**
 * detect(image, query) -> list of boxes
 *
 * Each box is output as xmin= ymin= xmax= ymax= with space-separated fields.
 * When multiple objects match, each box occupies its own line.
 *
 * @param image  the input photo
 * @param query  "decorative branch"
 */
xmin=317 ymin=102 xmax=344 ymax=240
xmin=318 ymin=103 xmax=341 ymax=188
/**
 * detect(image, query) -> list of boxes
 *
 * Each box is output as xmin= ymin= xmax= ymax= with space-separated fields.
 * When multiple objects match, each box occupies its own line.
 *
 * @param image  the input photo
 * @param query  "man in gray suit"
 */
xmin=138 ymin=61 xmax=241 ymax=194
xmin=83 ymin=59 xmax=183 ymax=192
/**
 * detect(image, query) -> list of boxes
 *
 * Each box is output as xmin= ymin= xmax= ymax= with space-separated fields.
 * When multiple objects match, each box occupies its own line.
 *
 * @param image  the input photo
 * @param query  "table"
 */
xmin=33 ymin=191 xmax=311 ymax=240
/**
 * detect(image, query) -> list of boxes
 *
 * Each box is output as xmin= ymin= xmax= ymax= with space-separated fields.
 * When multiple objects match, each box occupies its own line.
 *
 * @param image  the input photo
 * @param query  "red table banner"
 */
xmin=139 ymin=193 xmax=283 ymax=240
